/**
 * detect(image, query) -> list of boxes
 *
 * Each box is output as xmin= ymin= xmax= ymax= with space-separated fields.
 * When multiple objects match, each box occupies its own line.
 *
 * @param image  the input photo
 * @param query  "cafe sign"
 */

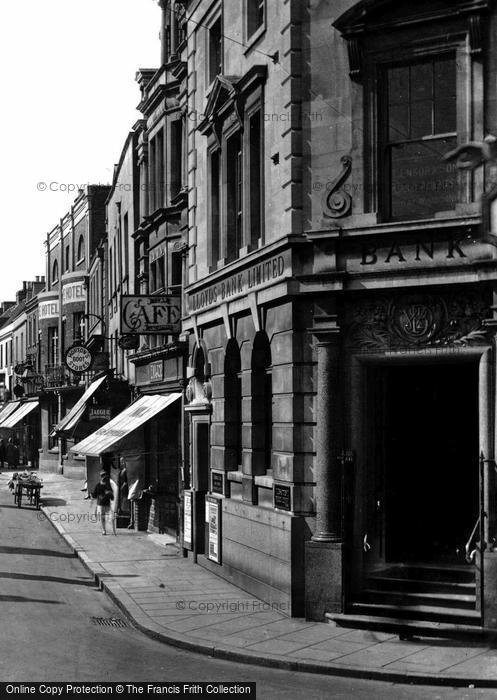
xmin=121 ymin=295 xmax=181 ymax=335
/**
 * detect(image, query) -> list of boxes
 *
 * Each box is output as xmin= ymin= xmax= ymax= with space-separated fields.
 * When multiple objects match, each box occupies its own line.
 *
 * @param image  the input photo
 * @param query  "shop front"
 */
xmin=71 ymin=392 xmax=182 ymax=534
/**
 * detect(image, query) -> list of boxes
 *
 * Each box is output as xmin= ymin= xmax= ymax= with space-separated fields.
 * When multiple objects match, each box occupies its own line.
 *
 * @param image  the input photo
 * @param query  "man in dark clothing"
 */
xmin=91 ymin=471 xmax=115 ymax=535
xmin=0 ymin=439 xmax=6 ymax=468
xmin=6 ymin=439 xmax=19 ymax=468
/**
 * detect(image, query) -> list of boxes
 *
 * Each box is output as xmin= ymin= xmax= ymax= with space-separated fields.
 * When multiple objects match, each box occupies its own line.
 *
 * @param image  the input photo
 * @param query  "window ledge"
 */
xmin=227 ymin=470 xmax=243 ymax=483
xmin=254 ymin=474 xmax=273 ymax=489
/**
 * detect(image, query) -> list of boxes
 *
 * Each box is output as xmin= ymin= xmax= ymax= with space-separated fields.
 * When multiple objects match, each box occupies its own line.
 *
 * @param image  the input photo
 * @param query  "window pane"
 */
xmin=434 ymin=58 xmax=456 ymax=133
xmin=388 ymin=67 xmax=409 ymax=140
xmin=389 ymin=137 xmax=458 ymax=220
xmin=410 ymin=63 xmax=433 ymax=138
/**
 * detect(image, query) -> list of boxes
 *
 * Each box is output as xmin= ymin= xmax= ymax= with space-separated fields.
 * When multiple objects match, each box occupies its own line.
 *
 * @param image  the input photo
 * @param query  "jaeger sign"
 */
xmin=121 ymin=295 xmax=181 ymax=335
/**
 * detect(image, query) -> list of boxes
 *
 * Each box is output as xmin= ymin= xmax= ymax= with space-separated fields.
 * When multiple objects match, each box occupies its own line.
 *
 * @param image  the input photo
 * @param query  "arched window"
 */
xmin=224 ymin=340 xmax=242 ymax=469
xmin=77 ymin=235 xmax=85 ymax=263
xmin=251 ymin=332 xmax=272 ymax=473
xmin=52 ymin=259 xmax=59 ymax=285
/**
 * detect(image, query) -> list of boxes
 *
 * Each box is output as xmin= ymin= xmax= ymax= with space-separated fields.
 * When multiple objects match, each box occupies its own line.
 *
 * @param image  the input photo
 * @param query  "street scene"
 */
xmin=2 ymin=0 xmax=497 ymax=696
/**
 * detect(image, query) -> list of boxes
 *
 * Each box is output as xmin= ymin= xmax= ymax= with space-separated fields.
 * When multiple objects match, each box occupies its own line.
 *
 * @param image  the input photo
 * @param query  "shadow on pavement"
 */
xmin=0 ymin=595 xmax=63 ymax=604
xmin=0 ymin=571 xmax=96 ymax=586
xmin=0 ymin=546 xmax=75 ymax=558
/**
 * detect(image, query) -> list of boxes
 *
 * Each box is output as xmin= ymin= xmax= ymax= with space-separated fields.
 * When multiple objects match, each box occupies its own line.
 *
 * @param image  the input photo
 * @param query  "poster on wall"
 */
xmin=206 ymin=496 xmax=221 ymax=564
xmin=183 ymin=490 xmax=193 ymax=550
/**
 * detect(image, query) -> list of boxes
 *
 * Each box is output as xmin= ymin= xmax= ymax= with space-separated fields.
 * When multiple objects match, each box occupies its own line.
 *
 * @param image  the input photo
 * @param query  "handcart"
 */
xmin=13 ymin=475 xmax=43 ymax=509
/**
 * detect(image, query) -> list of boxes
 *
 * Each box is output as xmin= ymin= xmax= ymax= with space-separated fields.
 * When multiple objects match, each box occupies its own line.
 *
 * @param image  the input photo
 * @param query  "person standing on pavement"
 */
xmin=91 ymin=471 xmax=116 ymax=536
xmin=0 ymin=439 xmax=6 ymax=468
xmin=6 ymin=438 xmax=19 ymax=468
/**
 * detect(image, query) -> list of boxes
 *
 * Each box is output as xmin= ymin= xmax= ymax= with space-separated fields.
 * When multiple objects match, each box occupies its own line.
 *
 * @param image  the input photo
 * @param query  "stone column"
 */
xmin=312 ymin=332 xmax=341 ymax=542
xmin=305 ymin=315 xmax=344 ymax=620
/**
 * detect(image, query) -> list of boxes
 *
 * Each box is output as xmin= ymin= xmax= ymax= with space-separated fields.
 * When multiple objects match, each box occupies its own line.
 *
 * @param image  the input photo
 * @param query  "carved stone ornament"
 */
xmin=345 ymin=292 xmax=491 ymax=351
xmin=322 ymin=155 xmax=353 ymax=220
xmin=185 ymin=377 xmax=212 ymax=405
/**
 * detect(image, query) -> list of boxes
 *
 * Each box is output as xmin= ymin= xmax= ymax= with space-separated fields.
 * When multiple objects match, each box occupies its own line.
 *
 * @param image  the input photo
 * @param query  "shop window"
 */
xmin=225 ymin=340 xmax=242 ymax=469
xmin=48 ymin=400 xmax=58 ymax=450
xmin=52 ymin=259 xmax=59 ymax=285
xmin=381 ymin=57 xmax=457 ymax=221
xmin=251 ymin=332 xmax=272 ymax=473
xmin=247 ymin=0 xmax=265 ymax=39
xmin=208 ymin=16 xmax=223 ymax=85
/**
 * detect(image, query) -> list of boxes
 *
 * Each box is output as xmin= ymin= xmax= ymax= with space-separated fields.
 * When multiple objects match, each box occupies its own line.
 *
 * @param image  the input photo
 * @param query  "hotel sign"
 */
xmin=121 ymin=295 xmax=181 ymax=335
xmin=62 ymin=282 xmax=86 ymax=305
xmin=39 ymin=300 xmax=59 ymax=320
xmin=187 ymin=252 xmax=289 ymax=314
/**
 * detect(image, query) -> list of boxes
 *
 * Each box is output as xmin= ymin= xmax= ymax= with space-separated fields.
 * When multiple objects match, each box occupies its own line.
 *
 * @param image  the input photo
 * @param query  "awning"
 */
xmin=1 ymin=400 xmax=39 ymax=429
xmin=52 ymin=375 xmax=107 ymax=436
xmin=71 ymin=393 xmax=181 ymax=456
xmin=0 ymin=401 xmax=21 ymax=426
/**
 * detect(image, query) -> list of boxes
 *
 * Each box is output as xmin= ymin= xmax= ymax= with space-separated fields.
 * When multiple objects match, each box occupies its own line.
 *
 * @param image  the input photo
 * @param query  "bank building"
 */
xmin=175 ymin=0 xmax=497 ymax=635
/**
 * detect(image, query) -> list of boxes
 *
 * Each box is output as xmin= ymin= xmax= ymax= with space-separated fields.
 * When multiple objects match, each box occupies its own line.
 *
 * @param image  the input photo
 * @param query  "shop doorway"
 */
xmin=372 ymin=361 xmax=479 ymax=564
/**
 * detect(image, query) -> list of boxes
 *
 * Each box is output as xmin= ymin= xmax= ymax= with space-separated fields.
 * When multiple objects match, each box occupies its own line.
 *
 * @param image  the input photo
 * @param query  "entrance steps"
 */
xmin=327 ymin=563 xmax=485 ymax=639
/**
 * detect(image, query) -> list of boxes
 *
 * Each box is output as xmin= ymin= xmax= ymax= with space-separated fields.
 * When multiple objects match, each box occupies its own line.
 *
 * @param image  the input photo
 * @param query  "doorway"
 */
xmin=373 ymin=361 xmax=479 ymax=563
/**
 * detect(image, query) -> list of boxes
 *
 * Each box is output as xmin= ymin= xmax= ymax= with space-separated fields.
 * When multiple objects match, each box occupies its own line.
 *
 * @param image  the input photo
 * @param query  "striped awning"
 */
xmin=71 ymin=393 xmax=181 ymax=456
xmin=52 ymin=375 xmax=107 ymax=436
xmin=0 ymin=401 xmax=21 ymax=427
xmin=1 ymin=400 xmax=39 ymax=428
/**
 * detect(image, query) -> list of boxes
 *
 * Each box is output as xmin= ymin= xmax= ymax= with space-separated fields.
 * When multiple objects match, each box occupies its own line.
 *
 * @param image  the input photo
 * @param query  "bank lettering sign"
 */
xmin=121 ymin=295 xmax=181 ymax=335
xmin=188 ymin=253 xmax=287 ymax=314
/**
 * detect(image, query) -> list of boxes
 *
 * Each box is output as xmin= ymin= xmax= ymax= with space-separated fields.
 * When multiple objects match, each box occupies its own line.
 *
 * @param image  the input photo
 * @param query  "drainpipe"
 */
xmin=57 ymin=218 xmax=64 ymax=474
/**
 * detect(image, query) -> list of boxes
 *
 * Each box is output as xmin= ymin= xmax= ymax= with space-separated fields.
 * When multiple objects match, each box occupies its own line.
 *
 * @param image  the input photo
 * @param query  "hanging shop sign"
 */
xmin=64 ymin=344 xmax=93 ymax=374
xmin=121 ymin=295 xmax=181 ymax=335
xmin=206 ymin=496 xmax=222 ymax=564
xmin=118 ymin=334 xmax=140 ymax=351
xmin=183 ymin=490 xmax=193 ymax=550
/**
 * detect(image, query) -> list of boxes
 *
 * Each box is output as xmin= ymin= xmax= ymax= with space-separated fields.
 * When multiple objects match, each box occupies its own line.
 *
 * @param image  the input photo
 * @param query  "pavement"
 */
xmin=7 ymin=470 xmax=497 ymax=688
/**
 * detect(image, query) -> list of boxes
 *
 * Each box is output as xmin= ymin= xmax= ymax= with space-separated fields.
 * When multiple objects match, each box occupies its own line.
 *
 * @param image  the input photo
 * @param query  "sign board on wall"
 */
xmin=121 ymin=295 xmax=181 ymax=335
xmin=205 ymin=496 xmax=221 ymax=564
xmin=62 ymin=282 xmax=86 ymax=305
xmin=39 ymin=300 xmax=59 ymax=320
xmin=274 ymin=483 xmax=292 ymax=511
xmin=183 ymin=490 xmax=193 ymax=550
xmin=149 ymin=361 xmax=163 ymax=382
